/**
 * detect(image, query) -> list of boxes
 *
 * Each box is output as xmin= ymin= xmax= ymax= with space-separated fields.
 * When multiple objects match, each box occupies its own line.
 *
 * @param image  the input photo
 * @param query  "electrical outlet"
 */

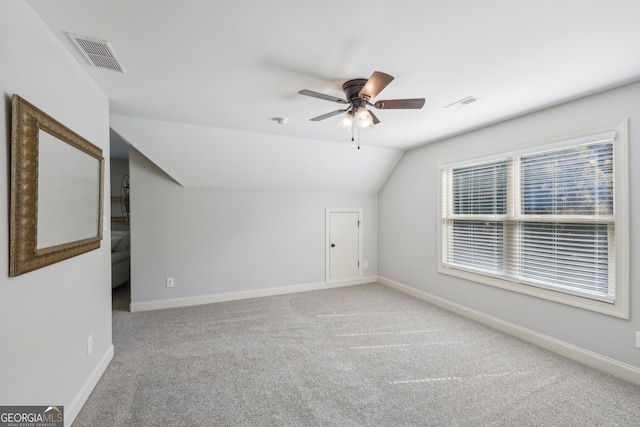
xmin=364 ymin=260 xmax=369 ymax=269
xmin=87 ymin=334 xmax=93 ymax=356
xmin=636 ymin=331 xmax=640 ymax=349
xmin=166 ymin=277 xmax=174 ymax=288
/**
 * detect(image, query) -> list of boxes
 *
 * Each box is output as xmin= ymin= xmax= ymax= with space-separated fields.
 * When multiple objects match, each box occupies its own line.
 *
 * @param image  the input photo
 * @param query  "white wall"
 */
xmin=378 ymin=81 xmax=640 ymax=370
xmin=128 ymin=148 xmax=377 ymax=307
xmin=0 ymin=3 xmax=112 ymax=425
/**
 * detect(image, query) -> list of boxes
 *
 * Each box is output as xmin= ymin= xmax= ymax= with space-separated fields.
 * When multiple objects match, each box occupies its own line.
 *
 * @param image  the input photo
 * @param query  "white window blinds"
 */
xmin=441 ymin=137 xmax=616 ymax=303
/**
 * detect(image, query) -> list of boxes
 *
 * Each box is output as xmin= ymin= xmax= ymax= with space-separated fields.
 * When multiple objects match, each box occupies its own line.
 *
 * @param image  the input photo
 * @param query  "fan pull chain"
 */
xmin=351 ymin=120 xmax=355 ymax=143
xmin=349 ymin=118 xmax=360 ymax=150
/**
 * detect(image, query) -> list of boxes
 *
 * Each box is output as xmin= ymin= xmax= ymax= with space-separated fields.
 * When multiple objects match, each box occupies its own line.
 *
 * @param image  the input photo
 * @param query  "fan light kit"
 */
xmin=299 ymin=71 xmax=425 ymax=149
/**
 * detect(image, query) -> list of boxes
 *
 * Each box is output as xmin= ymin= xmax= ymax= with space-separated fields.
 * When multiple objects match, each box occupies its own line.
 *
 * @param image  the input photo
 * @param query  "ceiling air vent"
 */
xmin=67 ymin=33 xmax=125 ymax=73
xmin=444 ymin=96 xmax=480 ymax=110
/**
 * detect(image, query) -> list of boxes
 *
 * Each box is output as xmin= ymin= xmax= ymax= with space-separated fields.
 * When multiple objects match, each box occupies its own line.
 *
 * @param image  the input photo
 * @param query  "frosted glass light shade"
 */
xmin=356 ymin=107 xmax=373 ymax=128
xmin=338 ymin=113 xmax=353 ymax=131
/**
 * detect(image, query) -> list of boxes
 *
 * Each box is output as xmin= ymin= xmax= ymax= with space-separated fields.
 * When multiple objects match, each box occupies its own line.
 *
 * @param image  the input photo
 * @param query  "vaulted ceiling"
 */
xmin=27 ymin=0 xmax=640 ymax=193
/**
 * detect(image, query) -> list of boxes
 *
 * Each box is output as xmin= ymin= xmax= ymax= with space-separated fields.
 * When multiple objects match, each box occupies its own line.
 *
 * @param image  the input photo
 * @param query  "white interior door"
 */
xmin=326 ymin=209 xmax=362 ymax=283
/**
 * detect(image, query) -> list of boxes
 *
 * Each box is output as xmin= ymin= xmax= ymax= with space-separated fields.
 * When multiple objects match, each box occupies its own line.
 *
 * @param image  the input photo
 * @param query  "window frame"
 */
xmin=437 ymin=119 xmax=629 ymax=319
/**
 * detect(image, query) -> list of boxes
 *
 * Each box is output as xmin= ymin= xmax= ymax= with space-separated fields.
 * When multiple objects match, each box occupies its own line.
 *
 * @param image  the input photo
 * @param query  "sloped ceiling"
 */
xmin=27 ymin=0 xmax=640 ymax=192
xmin=110 ymin=115 xmax=403 ymax=193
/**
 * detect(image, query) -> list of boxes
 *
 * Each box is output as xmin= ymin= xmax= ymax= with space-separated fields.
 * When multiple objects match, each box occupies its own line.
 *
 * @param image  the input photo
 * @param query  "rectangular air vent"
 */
xmin=444 ymin=96 xmax=480 ymax=110
xmin=67 ymin=33 xmax=125 ymax=73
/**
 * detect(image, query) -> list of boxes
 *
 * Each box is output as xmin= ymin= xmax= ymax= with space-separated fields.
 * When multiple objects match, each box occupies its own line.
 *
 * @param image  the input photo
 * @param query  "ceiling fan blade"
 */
xmin=373 ymin=98 xmax=425 ymax=109
xmin=298 ymin=89 xmax=348 ymax=104
xmin=310 ymin=109 xmax=349 ymax=121
xmin=358 ymin=71 xmax=394 ymax=100
xmin=368 ymin=110 xmax=381 ymax=125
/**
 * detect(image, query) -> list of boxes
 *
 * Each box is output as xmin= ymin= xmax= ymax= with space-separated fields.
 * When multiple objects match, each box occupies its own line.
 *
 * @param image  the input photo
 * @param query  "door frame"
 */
xmin=325 ymin=208 xmax=363 ymax=284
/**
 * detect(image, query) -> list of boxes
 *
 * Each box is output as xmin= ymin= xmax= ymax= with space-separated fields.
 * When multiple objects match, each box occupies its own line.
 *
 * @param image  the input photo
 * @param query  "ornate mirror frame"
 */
xmin=10 ymin=95 xmax=104 ymax=277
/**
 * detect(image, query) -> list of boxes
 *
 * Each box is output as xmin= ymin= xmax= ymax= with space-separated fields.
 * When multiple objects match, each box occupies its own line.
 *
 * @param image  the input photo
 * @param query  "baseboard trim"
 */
xmin=130 ymin=275 xmax=378 ymax=312
xmin=66 ymin=344 xmax=114 ymax=427
xmin=378 ymin=276 xmax=640 ymax=387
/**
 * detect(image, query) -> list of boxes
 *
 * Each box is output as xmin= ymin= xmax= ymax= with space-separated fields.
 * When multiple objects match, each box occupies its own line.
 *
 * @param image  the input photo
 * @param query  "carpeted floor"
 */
xmin=75 ymin=283 xmax=640 ymax=426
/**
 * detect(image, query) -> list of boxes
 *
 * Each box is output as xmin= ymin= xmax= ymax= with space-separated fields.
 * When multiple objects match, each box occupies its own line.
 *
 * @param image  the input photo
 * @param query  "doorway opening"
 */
xmin=110 ymin=129 xmax=131 ymax=311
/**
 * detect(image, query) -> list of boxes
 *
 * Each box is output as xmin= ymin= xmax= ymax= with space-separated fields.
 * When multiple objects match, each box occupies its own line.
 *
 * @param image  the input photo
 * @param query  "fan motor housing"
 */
xmin=342 ymin=79 xmax=367 ymax=100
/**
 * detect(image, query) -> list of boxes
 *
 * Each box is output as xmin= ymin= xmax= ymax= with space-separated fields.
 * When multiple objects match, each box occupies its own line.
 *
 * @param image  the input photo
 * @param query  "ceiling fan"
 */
xmin=298 ymin=71 xmax=425 ymax=131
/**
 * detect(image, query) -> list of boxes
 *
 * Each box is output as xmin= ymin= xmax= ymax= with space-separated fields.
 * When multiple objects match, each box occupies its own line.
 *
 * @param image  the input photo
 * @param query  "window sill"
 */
xmin=437 ymin=263 xmax=629 ymax=319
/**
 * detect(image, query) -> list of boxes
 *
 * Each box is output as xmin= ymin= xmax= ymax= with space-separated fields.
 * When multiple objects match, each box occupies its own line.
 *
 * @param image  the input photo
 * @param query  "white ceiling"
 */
xmin=27 ymin=0 xmax=640 ymax=192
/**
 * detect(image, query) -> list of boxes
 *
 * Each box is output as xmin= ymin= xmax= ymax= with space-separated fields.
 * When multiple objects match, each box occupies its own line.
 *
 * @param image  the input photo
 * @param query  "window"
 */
xmin=438 ymin=120 xmax=629 ymax=318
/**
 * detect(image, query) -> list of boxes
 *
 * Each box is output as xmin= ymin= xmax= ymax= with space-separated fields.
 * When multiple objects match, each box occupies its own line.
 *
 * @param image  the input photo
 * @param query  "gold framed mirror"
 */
xmin=10 ymin=95 xmax=104 ymax=276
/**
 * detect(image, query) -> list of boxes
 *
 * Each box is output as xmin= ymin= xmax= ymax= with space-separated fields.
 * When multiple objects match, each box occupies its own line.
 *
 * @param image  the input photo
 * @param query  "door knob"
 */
xmin=331 ymin=243 xmax=336 ymax=247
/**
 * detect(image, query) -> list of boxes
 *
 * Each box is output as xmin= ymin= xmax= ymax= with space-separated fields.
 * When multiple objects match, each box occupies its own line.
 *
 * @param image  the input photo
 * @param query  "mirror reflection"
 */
xmin=37 ymin=130 xmax=101 ymax=249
